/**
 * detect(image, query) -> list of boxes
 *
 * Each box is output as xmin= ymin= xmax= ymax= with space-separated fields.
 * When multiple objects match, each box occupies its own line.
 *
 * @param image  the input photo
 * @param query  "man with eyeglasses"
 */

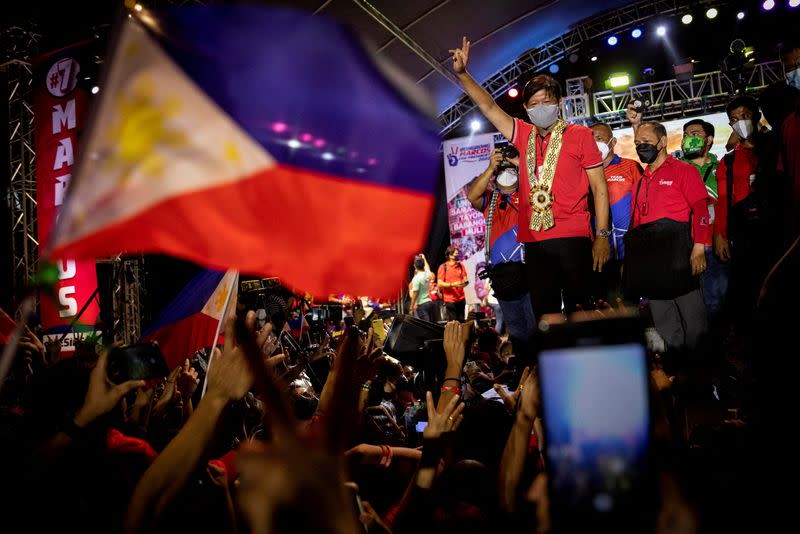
xmin=467 ymin=146 xmax=535 ymax=344
xmin=451 ymin=37 xmax=610 ymax=317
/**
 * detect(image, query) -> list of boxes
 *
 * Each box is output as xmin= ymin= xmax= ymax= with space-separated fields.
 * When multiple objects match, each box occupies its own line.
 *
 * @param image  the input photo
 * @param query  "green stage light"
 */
xmin=607 ymin=73 xmax=631 ymax=88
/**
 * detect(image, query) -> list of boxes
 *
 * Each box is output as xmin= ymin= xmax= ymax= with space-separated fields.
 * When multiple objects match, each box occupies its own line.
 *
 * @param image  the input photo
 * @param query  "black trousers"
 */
xmin=414 ymin=301 xmax=436 ymax=322
xmin=444 ymin=300 xmax=466 ymax=322
xmin=524 ymin=237 xmax=593 ymax=316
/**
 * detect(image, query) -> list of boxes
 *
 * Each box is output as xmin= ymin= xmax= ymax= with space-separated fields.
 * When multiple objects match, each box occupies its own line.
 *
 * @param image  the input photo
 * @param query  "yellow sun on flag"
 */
xmin=210 ymin=282 xmax=230 ymax=316
xmin=103 ymin=75 xmax=187 ymax=181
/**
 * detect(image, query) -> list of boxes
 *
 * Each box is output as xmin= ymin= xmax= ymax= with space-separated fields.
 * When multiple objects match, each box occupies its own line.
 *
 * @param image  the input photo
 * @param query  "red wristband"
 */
xmin=440 ymin=385 xmax=460 ymax=394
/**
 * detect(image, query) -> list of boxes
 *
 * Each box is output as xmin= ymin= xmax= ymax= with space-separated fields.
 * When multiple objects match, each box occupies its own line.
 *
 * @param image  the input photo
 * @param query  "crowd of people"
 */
xmin=0 ymin=35 xmax=799 ymax=534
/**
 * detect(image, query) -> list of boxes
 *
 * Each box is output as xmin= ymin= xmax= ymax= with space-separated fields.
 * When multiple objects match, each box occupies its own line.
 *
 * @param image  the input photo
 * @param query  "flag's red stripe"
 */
xmin=51 ymin=165 xmax=434 ymax=298
xmin=142 ymin=312 xmax=220 ymax=368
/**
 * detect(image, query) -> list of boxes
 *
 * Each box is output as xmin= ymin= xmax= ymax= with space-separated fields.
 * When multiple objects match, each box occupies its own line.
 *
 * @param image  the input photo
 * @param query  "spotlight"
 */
xmin=706 ymin=7 xmax=718 ymax=19
xmin=568 ymin=53 xmax=579 ymax=63
xmin=287 ymin=139 xmax=301 ymax=149
xmin=321 ymin=152 xmax=334 ymax=161
xmin=299 ymin=133 xmax=314 ymax=142
xmin=313 ymin=138 xmax=326 ymax=148
xmin=549 ymin=64 xmax=560 ymax=74
xmin=271 ymin=121 xmax=288 ymax=133
xmin=656 ymin=26 xmax=667 ymax=37
xmin=762 ymin=0 xmax=775 ymax=10
xmin=737 ymin=11 xmax=745 ymax=19
xmin=631 ymin=28 xmax=642 ymax=39
xmin=134 ymin=3 xmax=143 ymax=12
xmin=91 ymin=86 xmax=100 ymax=94
xmin=470 ymin=120 xmax=481 ymax=132
xmin=591 ymin=55 xmax=598 ymax=62
xmin=790 ymin=0 xmax=800 ymax=8
xmin=681 ymin=14 xmax=693 ymax=24
xmin=607 ymin=73 xmax=630 ymax=89
xmin=643 ymin=67 xmax=656 ymax=79
xmin=607 ymin=35 xmax=618 ymax=46
xmin=508 ymin=87 xmax=519 ymax=98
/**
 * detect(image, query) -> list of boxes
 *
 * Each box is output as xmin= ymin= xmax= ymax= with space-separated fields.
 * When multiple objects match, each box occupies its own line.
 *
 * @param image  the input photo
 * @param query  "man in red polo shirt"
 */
xmin=450 ymin=37 xmax=610 ymax=315
xmin=631 ymin=121 xmax=710 ymax=351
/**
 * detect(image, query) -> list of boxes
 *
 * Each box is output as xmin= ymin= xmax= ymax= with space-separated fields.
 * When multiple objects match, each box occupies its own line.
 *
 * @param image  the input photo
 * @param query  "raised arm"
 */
xmin=450 ymin=37 xmax=514 ymax=140
xmin=498 ymin=367 xmax=541 ymax=514
xmin=468 ymin=149 xmax=502 ymax=209
xmin=626 ymin=103 xmax=643 ymax=132
xmin=125 ymin=315 xmax=259 ymax=532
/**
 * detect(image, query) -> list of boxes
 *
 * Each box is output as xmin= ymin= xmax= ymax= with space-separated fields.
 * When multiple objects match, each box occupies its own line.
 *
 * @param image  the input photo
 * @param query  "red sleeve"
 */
xmin=436 ymin=265 xmax=445 ymax=283
xmin=577 ymin=126 xmax=603 ymax=168
xmin=681 ymin=164 xmax=710 ymax=208
xmin=690 ymin=198 xmax=711 ymax=245
xmin=511 ymin=118 xmax=530 ymax=154
xmin=715 ymin=157 xmax=729 ymax=239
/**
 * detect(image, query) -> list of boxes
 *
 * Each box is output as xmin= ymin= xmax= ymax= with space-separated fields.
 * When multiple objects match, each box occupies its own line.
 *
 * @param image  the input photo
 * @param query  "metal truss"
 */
xmin=3 ymin=25 xmax=40 ymax=300
xmin=437 ymin=0 xmax=724 ymax=135
xmin=110 ymin=256 xmax=145 ymax=344
xmin=588 ymin=60 xmax=784 ymax=127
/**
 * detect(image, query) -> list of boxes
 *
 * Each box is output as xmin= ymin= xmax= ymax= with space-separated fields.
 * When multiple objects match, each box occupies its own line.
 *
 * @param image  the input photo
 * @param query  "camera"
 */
xmin=631 ymin=97 xmax=651 ymax=111
xmin=238 ymin=277 xmax=291 ymax=331
xmin=495 ymin=142 xmax=519 ymax=170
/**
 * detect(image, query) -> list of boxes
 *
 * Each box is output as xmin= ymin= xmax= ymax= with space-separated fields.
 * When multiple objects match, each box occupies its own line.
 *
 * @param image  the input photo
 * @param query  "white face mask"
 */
xmin=496 ymin=168 xmax=518 ymax=189
xmin=732 ymin=119 xmax=754 ymax=140
xmin=787 ymin=67 xmax=800 ymax=91
xmin=526 ymin=103 xmax=559 ymax=128
xmin=596 ymin=141 xmax=610 ymax=160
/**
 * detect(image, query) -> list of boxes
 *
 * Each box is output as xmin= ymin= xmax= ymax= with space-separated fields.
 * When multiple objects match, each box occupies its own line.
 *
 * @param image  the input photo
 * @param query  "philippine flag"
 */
xmin=47 ymin=6 xmax=440 ymax=299
xmin=141 ymin=269 xmax=236 ymax=368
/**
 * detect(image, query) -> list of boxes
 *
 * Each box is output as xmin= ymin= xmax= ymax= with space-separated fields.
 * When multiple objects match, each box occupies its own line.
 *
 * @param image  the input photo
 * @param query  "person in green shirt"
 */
xmin=409 ymin=254 xmax=435 ymax=321
xmin=678 ymin=119 xmax=728 ymax=324
xmin=680 ymin=119 xmax=730 ymax=324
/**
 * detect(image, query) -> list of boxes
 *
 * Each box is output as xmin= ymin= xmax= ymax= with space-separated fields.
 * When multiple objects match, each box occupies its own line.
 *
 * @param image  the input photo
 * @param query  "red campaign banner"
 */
xmin=33 ymin=40 xmax=101 ymax=350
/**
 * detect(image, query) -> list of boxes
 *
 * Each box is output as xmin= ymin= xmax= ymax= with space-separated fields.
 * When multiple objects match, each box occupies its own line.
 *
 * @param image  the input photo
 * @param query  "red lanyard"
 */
xmin=535 ymin=135 xmax=549 ymax=178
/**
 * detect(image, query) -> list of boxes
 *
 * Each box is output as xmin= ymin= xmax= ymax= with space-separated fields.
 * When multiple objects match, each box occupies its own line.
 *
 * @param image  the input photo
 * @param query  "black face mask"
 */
xmin=636 ymin=143 xmax=661 ymax=164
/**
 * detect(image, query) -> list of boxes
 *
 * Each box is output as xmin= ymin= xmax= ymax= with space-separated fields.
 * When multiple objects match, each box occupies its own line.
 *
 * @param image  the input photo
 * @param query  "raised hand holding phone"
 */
xmin=74 ymin=343 xmax=145 ymax=428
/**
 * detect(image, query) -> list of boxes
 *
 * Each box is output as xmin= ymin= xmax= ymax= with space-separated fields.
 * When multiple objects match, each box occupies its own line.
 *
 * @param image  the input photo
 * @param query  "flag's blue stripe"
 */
xmin=142 ymin=269 xmax=225 ymax=336
xmin=150 ymin=6 xmax=440 ymax=195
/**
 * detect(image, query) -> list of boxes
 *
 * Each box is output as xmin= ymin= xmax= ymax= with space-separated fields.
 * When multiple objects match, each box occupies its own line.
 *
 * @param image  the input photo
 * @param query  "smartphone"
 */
xmin=366 ymin=405 xmax=406 ymax=442
xmin=107 ymin=342 xmax=170 ymax=384
xmin=343 ymin=482 xmax=365 ymax=530
xmin=415 ymin=421 xmax=428 ymax=433
xmin=371 ymin=317 xmax=386 ymax=343
xmin=534 ymin=317 xmax=656 ymax=533
xmin=279 ymin=330 xmax=304 ymax=365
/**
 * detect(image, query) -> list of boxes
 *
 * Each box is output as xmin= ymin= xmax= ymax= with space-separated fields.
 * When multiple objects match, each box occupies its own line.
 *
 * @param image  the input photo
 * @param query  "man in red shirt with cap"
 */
xmin=630 ymin=121 xmax=710 ymax=351
xmin=450 ymin=37 xmax=610 ymax=316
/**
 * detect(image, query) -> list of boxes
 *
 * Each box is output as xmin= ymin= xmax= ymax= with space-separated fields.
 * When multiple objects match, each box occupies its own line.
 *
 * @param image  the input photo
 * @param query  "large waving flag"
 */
xmin=141 ymin=269 xmax=236 ymax=367
xmin=47 ymin=6 xmax=440 ymax=298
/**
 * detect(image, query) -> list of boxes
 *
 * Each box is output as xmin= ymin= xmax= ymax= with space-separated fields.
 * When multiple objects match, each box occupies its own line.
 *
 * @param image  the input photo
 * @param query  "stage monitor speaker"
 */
xmin=383 ymin=314 xmax=445 ymax=370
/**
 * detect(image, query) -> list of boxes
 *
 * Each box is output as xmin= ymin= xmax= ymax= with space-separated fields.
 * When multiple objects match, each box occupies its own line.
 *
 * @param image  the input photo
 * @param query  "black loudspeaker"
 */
xmin=383 ymin=314 xmax=445 ymax=371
